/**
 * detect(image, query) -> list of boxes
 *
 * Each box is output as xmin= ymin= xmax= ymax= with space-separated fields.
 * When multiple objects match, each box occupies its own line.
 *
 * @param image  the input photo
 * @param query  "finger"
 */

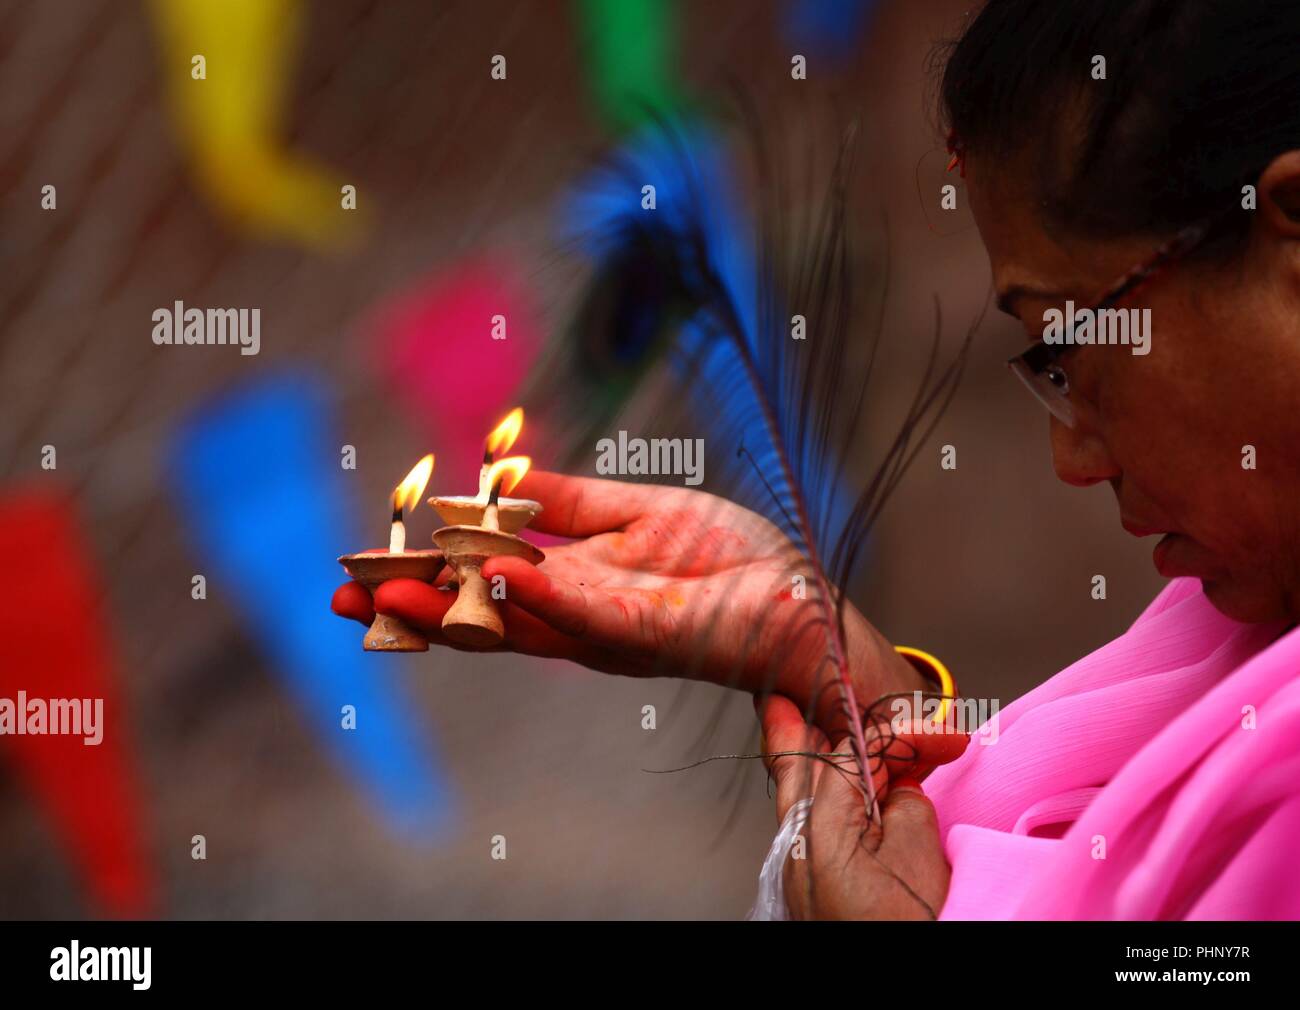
xmin=373 ymin=578 xmax=455 ymax=636
xmin=480 ymin=555 xmax=670 ymax=657
xmin=515 ymin=470 xmax=691 ymax=538
xmin=493 ymin=599 xmax=615 ymax=663
xmin=375 ymin=574 xmax=631 ymax=668
xmin=868 ymin=718 xmax=969 ymax=783
xmin=758 ymin=694 xmax=828 ymax=824
xmin=331 ymin=581 xmax=374 ymax=626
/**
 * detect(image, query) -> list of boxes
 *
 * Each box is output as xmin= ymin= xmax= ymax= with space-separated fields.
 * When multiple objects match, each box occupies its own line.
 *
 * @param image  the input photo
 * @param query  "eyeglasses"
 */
xmin=1005 ymin=221 xmax=1215 ymax=428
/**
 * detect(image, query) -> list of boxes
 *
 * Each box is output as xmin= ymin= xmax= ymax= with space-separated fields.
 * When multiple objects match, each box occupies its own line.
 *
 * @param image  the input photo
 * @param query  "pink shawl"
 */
xmin=924 ymin=576 xmax=1300 ymax=919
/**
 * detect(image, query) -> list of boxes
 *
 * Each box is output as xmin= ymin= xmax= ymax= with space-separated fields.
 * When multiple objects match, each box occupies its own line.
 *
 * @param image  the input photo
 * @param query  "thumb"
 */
xmin=878 ymin=778 xmax=948 ymax=913
xmin=879 ymin=778 xmax=940 ymax=844
xmin=808 ymin=734 xmax=878 ymax=857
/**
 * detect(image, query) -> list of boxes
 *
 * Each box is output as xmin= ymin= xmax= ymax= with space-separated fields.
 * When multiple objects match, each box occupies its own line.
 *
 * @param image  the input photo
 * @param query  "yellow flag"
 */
xmin=148 ymin=0 xmax=362 ymax=248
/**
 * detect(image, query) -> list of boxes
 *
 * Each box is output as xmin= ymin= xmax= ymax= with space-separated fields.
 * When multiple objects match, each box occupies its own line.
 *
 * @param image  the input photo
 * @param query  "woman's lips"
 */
xmin=1123 ymin=519 xmax=1216 ymax=577
xmin=1128 ymin=519 xmax=1216 ymax=574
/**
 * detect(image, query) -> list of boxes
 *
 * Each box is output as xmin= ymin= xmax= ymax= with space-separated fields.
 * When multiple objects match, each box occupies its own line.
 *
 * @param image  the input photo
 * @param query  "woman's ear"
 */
xmin=1256 ymin=151 xmax=1300 ymax=238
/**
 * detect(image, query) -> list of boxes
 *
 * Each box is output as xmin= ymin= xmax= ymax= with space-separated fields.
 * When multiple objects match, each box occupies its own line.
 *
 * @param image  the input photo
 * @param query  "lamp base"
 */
xmin=431 ymin=526 xmax=544 ymax=648
xmin=337 ymin=550 xmax=445 ymax=652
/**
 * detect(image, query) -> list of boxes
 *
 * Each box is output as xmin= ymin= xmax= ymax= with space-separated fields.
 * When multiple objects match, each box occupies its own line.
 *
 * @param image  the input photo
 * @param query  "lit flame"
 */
xmin=392 ymin=454 xmax=435 ymax=513
xmin=485 ymin=407 xmax=524 ymax=457
xmin=484 ymin=455 xmax=530 ymax=496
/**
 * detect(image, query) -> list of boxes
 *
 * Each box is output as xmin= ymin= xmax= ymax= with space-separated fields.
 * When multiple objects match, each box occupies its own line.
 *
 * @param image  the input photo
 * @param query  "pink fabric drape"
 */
xmin=925 ymin=576 xmax=1300 ymax=919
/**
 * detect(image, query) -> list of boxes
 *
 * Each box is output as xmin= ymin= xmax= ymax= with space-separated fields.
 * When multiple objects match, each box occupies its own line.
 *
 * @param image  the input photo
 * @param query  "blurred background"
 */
xmin=0 ymin=0 xmax=1163 ymax=919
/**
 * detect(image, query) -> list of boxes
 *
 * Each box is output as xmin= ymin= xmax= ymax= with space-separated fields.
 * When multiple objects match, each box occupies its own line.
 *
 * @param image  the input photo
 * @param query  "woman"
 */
xmin=335 ymin=0 xmax=1300 ymax=919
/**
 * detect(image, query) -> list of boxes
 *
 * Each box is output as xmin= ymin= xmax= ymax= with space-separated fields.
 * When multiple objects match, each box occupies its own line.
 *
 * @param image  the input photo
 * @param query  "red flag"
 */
xmin=0 ymin=487 xmax=155 ymax=917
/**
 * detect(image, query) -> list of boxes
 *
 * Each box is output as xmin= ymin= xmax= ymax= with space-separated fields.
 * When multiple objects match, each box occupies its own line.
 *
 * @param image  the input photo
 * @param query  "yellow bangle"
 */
xmin=894 ymin=646 xmax=956 ymax=726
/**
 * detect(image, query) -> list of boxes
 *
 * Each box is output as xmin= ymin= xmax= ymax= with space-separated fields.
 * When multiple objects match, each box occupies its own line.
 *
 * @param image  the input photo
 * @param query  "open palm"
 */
xmin=333 ymin=471 xmax=920 ymax=731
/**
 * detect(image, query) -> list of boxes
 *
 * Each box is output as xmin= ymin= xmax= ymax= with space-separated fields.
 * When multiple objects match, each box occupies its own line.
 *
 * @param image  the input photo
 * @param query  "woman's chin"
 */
xmin=1200 ymin=576 xmax=1292 ymax=624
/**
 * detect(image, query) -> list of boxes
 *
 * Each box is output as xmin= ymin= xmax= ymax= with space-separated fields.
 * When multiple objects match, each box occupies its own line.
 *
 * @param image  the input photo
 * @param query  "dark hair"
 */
xmin=937 ymin=0 xmax=1300 ymax=254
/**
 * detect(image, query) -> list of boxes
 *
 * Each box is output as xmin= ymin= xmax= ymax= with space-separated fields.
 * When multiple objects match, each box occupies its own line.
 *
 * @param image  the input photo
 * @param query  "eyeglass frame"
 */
xmin=1005 ymin=218 xmax=1219 ymax=428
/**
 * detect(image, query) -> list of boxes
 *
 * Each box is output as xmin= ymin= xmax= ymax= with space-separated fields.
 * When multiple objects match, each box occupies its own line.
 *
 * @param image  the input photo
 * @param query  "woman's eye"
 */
xmin=1046 ymin=365 xmax=1070 ymax=393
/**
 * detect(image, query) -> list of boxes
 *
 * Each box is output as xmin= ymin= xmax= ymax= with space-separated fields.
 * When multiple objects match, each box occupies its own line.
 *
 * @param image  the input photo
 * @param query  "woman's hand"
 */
xmin=333 ymin=471 xmax=924 ymax=733
xmin=759 ymin=693 xmax=954 ymax=920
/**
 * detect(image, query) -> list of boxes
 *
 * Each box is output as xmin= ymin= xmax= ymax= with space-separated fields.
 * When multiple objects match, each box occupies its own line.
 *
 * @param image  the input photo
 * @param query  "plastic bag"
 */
xmin=746 ymin=797 xmax=813 ymax=921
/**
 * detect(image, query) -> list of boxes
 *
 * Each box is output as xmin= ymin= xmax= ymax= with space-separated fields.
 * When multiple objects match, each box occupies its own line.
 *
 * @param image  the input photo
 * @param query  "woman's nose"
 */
xmin=1049 ymin=415 xmax=1120 ymax=487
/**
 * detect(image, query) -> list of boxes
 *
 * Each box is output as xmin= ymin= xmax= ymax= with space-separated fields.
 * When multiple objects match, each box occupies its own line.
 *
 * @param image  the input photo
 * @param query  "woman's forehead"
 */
xmin=965 ymin=158 xmax=1079 ymax=310
xmin=965 ymin=153 xmax=1153 ymax=315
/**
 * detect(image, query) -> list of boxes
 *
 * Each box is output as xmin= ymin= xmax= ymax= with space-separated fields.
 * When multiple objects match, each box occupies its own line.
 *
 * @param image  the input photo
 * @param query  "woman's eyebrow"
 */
xmin=996 ymin=283 xmax=1063 ymax=318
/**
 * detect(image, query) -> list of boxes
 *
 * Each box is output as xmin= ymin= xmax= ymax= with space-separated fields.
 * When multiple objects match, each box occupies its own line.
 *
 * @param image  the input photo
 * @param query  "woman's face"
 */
xmin=965 ymin=151 xmax=1300 ymax=624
